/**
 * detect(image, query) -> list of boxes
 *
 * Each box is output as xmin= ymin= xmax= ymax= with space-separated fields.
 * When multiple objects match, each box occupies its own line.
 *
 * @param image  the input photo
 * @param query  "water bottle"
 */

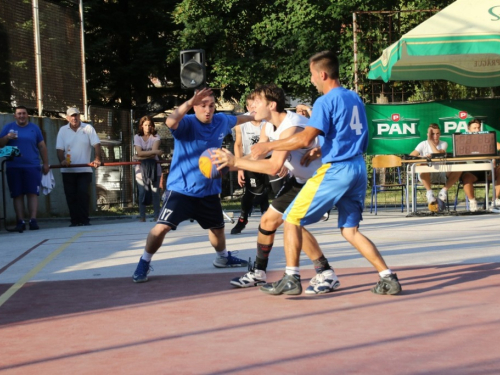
xmin=66 ymin=147 xmax=71 ymax=164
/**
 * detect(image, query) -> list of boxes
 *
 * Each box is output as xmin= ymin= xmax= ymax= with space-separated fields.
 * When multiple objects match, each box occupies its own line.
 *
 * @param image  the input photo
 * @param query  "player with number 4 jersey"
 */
xmin=250 ymin=51 xmax=402 ymax=296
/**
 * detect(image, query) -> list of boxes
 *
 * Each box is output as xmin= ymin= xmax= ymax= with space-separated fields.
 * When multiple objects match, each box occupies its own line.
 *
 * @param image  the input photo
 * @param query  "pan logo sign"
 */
xmin=438 ymin=111 xmax=487 ymax=134
xmin=371 ymin=114 xmax=420 ymax=139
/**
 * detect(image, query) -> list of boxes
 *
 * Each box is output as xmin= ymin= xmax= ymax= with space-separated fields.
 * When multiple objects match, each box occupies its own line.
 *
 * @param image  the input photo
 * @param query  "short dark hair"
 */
xmin=468 ymin=118 xmax=481 ymax=129
xmin=137 ymin=115 xmax=158 ymax=136
xmin=14 ymin=105 xmax=28 ymax=112
xmin=254 ymin=84 xmax=286 ymax=113
xmin=309 ymin=51 xmax=340 ymax=80
xmin=428 ymin=123 xmax=440 ymax=132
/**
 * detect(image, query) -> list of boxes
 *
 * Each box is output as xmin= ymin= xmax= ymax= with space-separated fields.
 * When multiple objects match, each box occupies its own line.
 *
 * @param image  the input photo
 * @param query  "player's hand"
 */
xmin=301 ymin=147 xmax=321 ymax=167
xmin=189 ymin=88 xmax=213 ymax=106
xmin=92 ymin=159 xmax=101 ymax=168
xmin=277 ymin=165 xmax=289 ymax=179
xmin=212 ymin=148 xmax=235 ymax=170
xmin=237 ymin=169 xmax=245 ymax=187
xmin=42 ymin=164 xmax=50 ymax=175
xmin=250 ymin=142 xmax=271 ymax=159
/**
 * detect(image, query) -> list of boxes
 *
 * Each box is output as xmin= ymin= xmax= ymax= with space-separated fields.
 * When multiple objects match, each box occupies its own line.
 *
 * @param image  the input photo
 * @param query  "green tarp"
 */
xmin=368 ymin=0 xmax=500 ymax=87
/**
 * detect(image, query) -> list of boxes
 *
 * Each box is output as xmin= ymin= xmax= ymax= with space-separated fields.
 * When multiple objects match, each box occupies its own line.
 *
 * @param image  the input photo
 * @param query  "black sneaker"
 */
xmin=371 ymin=273 xmax=402 ymax=295
xmin=29 ymin=219 xmax=39 ymax=230
xmin=230 ymin=217 xmax=248 ymax=235
xmin=260 ymin=273 xmax=302 ymax=295
xmin=15 ymin=220 xmax=26 ymax=233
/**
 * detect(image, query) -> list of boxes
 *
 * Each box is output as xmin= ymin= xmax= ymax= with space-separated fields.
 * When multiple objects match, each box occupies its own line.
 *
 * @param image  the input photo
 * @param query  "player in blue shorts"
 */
xmin=251 ymin=51 xmax=402 ymax=296
xmin=132 ymin=88 xmax=255 ymax=283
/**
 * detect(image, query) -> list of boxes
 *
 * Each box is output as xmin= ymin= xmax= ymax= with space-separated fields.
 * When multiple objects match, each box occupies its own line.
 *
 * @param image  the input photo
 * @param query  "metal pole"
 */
xmin=353 ymin=12 xmax=359 ymax=93
xmin=32 ymin=0 xmax=43 ymax=115
xmin=79 ymin=0 xmax=88 ymax=119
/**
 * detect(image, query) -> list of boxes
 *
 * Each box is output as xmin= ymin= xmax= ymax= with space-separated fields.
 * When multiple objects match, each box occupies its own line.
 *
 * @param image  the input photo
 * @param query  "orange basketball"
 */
xmin=199 ymin=148 xmax=228 ymax=179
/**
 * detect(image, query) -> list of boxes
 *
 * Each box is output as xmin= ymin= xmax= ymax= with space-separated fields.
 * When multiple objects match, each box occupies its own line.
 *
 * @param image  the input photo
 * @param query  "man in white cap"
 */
xmin=56 ymin=107 xmax=101 ymax=226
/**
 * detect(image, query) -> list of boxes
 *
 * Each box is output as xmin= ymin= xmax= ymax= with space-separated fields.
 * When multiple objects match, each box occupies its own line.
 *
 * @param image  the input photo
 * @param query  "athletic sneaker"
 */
xmin=29 ymin=219 xmax=39 ymax=230
xmin=305 ymin=269 xmax=340 ymax=295
xmin=15 ymin=220 xmax=26 ymax=233
xmin=133 ymin=257 xmax=153 ymax=283
xmin=371 ymin=273 xmax=402 ymax=295
xmin=469 ymin=199 xmax=478 ymax=212
xmin=260 ymin=273 xmax=302 ymax=295
xmin=213 ymin=251 xmax=249 ymax=268
xmin=426 ymin=191 xmax=436 ymax=204
xmin=320 ymin=210 xmax=330 ymax=222
xmin=230 ymin=217 xmax=248 ymax=235
xmin=230 ymin=263 xmax=266 ymax=288
xmin=437 ymin=190 xmax=447 ymax=212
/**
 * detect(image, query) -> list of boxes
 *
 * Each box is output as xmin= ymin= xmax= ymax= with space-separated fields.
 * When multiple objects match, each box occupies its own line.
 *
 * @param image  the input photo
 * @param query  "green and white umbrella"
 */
xmin=368 ymin=0 xmax=500 ymax=87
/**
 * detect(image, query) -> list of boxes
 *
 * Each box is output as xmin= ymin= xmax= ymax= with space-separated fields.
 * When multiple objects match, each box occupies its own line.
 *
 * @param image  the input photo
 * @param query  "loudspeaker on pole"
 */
xmin=180 ymin=49 xmax=206 ymax=89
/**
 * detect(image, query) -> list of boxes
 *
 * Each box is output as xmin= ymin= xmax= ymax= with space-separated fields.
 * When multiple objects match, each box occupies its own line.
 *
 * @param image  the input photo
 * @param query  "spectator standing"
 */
xmin=133 ymin=115 xmax=163 ymax=222
xmin=56 ymin=107 xmax=101 ymax=226
xmin=0 ymin=106 xmax=49 ymax=232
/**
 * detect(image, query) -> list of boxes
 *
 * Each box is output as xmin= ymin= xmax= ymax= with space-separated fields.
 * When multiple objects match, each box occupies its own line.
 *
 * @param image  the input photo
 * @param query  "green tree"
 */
xmin=84 ymin=0 xmax=182 ymax=109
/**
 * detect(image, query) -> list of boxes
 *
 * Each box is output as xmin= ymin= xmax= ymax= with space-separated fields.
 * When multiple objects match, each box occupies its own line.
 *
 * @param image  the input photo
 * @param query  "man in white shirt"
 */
xmin=56 ymin=107 xmax=101 ymax=226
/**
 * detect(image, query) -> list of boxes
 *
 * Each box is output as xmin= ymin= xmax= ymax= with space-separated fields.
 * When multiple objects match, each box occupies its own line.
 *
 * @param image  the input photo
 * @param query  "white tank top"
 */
xmin=240 ymin=120 xmax=272 ymax=155
xmin=266 ymin=111 xmax=321 ymax=184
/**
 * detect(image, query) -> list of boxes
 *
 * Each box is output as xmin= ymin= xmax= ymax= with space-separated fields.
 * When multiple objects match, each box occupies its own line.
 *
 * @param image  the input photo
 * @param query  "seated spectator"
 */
xmin=461 ymin=119 xmax=500 ymax=211
xmin=409 ymin=123 xmax=462 ymax=211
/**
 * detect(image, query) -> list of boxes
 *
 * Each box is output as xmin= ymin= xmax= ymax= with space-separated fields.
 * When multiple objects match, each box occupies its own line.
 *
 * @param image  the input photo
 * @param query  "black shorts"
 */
xmin=244 ymin=170 xmax=269 ymax=195
xmin=158 ymin=190 xmax=224 ymax=230
xmin=270 ymin=177 xmax=304 ymax=214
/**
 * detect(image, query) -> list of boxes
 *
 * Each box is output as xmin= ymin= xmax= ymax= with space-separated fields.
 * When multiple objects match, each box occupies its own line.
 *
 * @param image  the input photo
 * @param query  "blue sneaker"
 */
xmin=133 ymin=257 xmax=153 ymax=283
xmin=29 ymin=219 xmax=39 ymax=230
xmin=213 ymin=252 xmax=249 ymax=268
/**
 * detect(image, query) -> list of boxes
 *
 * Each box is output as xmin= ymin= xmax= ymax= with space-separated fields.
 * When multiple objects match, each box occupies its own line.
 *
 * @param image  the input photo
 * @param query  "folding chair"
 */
xmin=370 ymin=155 xmax=405 ymax=215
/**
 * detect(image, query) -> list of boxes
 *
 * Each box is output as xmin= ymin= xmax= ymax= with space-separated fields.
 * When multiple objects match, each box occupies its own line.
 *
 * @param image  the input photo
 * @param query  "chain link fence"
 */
xmin=0 ymin=0 xmax=84 ymax=114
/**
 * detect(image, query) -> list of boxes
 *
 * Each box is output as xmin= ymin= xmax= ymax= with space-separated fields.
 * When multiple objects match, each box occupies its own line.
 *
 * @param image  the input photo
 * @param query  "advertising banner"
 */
xmin=365 ymin=99 xmax=500 ymax=155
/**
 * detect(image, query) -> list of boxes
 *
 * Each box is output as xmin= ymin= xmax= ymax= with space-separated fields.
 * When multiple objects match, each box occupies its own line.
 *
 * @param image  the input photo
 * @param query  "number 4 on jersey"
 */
xmin=350 ymin=106 xmax=363 ymax=135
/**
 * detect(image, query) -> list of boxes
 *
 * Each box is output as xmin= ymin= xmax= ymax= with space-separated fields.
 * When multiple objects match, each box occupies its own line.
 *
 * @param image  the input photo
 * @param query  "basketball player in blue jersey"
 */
xmin=251 ymin=51 xmax=402 ymax=296
xmin=132 ymin=88 xmax=255 ymax=283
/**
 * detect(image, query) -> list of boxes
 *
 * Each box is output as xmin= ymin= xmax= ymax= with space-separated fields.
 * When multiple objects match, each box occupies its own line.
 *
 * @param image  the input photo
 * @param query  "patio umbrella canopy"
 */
xmin=368 ymin=0 xmax=500 ymax=87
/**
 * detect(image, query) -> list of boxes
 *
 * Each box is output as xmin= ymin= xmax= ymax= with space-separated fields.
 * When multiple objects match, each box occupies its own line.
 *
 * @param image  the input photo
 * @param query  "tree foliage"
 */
xmin=83 ymin=0 xmax=498 ymax=111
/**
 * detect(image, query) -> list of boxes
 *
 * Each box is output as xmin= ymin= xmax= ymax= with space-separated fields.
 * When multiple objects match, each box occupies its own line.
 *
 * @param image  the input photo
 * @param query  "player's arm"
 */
xmin=235 ymin=114 xmax=255 ymax=125
xmin=215 ymin=127 xmax=297 ymax=175
xmin=233 ymin=126 xmax=245 ymax=187
xmin=166 ymin=88 xmax=213 ymax=130
xmin=251 ymin=126 xmax=320 ymax=159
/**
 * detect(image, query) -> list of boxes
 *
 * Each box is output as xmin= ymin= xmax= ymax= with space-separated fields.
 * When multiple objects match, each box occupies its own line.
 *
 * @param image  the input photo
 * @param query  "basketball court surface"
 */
xmin=1 ymin=210 xmax=499 ymax=374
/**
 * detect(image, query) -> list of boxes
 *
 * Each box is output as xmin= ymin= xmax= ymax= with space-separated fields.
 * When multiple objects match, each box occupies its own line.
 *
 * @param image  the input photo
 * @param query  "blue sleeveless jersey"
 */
xmin=308 ymin=87 xmax=368 ymax=163
xmin=167 ymin=113 xmax=237 ymax=197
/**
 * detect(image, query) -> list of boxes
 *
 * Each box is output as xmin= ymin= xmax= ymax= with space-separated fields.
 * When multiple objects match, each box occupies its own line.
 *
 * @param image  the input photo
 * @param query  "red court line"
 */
xmin=0 ymin=239 xmax=48 ymax=274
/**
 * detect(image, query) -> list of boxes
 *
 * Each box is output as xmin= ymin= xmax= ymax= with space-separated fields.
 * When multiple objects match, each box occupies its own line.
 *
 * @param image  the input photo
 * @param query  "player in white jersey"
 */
xmin=214 ymin=84 xmax=339 ymax=295
xmin=231 ymin=93 xmax=285 ymax=234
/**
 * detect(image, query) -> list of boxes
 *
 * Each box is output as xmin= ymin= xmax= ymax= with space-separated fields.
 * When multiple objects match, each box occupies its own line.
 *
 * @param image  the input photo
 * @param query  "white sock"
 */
xmin=285 ymin=266 xmax=300 ymax=276
xmin=142 ymin=251 xmax=153 ymax=262
xmin=379 ymin=269 xmax=393 ymax=278
xmin=426 ymin=190 xmax=434 ymax=198
xmin=216 ymin=249 xmax=228 ymax=257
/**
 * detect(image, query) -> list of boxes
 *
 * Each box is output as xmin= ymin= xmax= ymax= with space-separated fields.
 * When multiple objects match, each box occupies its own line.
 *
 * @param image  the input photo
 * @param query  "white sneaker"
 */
xmin=230 ymin=269 xmax=266 ymax=288
xmin=469 ymin=199 xmax=478 ymax=212
xmin=426 ymin=191 xmax=436 ymax=204
xmin=438 ymin=189 xmax=447 ymax=201
xmin=305 ymin=269 xmax=341 ymax=295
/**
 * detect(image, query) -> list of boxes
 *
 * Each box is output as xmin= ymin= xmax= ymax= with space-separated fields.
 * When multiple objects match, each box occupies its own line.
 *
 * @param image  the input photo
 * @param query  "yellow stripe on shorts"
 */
xmin=285 ymin=163 xmax=329 ymax=226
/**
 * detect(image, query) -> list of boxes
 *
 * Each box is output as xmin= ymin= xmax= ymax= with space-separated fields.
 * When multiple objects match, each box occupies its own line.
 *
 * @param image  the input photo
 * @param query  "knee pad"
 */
xmin=258 ymin=225 xmax=276 ymax=236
